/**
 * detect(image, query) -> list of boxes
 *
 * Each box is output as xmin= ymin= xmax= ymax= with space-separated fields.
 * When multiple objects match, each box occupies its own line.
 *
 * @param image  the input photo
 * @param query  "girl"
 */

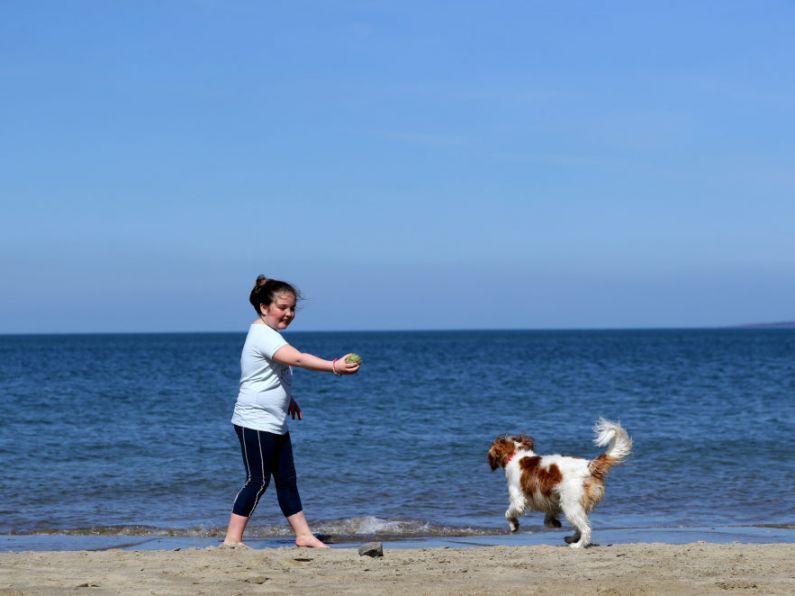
xmin=223 ymin=275 xmax=360 ymax=548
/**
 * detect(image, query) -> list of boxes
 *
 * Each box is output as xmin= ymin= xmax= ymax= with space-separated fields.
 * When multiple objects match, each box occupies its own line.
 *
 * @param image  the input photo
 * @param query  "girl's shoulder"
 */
xmin=248 ymin=324 xmax=288 ymax=359
xmin=248 ymin=322 xmax=286 ymax=343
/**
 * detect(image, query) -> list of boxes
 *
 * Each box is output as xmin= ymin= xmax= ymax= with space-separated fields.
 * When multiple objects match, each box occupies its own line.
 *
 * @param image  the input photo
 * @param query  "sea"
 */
xmin=1 ymin=329 xmax=793 ymax=551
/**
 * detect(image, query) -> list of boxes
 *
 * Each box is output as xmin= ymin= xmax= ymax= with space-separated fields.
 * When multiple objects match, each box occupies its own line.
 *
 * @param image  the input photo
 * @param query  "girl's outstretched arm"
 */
xmin=273 ymin=344 xmax=360 ymax=375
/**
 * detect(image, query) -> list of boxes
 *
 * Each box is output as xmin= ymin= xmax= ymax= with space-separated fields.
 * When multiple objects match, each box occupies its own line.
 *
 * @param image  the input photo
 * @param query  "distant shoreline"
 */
xmin=730 ymin=321 xmax=795 ymax=329
xmin=1 ymin=324 xmax=795 ymax=336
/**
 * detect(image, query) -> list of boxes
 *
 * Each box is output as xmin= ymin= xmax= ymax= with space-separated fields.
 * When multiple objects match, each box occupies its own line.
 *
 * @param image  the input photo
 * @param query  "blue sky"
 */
xmin=2 ymin=1 xmax=793 ymax=332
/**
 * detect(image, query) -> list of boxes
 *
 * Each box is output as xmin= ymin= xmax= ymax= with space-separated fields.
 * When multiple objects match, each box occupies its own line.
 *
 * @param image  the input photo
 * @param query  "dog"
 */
xmin=487 ymin=418 xmax=632 ymax=548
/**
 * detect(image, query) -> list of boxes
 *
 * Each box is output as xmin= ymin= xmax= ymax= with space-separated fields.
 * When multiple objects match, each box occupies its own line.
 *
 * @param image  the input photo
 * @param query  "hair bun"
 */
xmin=249 ymin=275 xmax=299 ymax=313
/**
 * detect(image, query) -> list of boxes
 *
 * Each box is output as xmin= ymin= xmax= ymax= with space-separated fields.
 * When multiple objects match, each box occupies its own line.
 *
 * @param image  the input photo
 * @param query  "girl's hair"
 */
xmin=249 ymin=275 xmax=300 ymax=314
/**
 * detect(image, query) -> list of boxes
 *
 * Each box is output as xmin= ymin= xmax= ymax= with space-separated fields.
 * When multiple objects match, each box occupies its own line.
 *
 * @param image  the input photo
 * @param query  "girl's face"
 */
xmin=260 ymin=292 xmax=297 ymax=330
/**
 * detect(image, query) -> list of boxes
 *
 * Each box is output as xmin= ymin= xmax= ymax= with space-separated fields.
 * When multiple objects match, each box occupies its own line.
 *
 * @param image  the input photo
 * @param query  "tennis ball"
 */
xmin=345 ymin=353 xmax=362 ymax=365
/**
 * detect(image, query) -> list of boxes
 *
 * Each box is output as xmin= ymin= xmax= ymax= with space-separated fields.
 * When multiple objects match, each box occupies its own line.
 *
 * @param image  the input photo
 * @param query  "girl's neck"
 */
xmin=255 ymin=316 xmax=278 ymax=331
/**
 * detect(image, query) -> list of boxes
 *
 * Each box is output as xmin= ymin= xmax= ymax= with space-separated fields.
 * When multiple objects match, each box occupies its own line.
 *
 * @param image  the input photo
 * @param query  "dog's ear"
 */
xmin=488 ymin=446 xmax=500 ymax=471
xmin=488 ymin=437 xmax=514 ymax=471
xmin=511 ymin=434 xmax=535 ymax=451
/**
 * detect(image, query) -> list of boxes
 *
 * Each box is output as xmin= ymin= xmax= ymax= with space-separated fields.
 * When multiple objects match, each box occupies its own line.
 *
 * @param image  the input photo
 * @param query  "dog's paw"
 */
xmin=544 ymin=516 xmax=562 ymax=529
xmin=564 ymin=534 xmax=579 ymax=544
xmin=508 ymin=518 xmax=520 ymax=533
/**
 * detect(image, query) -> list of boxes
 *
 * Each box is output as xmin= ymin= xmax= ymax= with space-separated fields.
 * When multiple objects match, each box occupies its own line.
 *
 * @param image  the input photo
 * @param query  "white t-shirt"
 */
xmin=230 ymin=323 xmax=293 ymax=434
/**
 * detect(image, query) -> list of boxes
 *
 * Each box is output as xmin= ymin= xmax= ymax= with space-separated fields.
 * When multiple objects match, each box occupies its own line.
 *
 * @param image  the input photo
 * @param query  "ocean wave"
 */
xmin=301 ymin=516 xmax=497 ymax=539
xmin=11 ymin=517 xmax=503 ymax=539
xmin=10 ymin=519 xmax=792 ymax=541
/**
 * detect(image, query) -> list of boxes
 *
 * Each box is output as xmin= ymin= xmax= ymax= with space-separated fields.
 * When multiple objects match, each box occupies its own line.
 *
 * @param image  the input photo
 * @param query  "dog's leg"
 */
xmin=561 ymin=503 xmax=591 ymax=548
xmin=544 ymin=512 xmax=562 ymax=528
xmin=505 ymin=487 xmax=526 ymax=532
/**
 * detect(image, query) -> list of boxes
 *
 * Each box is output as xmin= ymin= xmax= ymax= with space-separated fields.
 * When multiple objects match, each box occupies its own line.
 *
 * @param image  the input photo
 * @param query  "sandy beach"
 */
xmin=1 ymin=543 xmax=793 ymax=595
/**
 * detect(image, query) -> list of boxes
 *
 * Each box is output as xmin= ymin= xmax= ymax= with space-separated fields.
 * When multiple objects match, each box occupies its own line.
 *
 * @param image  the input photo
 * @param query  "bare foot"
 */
xmin=295 ymin=534 xmax=328 ymax=548
xmin=219 ymin=541 xmax=250 ymax=549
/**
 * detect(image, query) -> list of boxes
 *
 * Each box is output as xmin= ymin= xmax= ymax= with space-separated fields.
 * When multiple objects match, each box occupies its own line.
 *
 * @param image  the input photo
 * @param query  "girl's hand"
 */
xmin=335 ymin=354 xmax=361 ymax=375
xmin=288 ymin=398 xmax=302 ymax=420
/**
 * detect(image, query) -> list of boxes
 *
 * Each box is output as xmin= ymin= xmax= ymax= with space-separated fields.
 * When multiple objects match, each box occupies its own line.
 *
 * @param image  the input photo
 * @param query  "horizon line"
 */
xmin=1 ymin=322 xmax=794 ymax=337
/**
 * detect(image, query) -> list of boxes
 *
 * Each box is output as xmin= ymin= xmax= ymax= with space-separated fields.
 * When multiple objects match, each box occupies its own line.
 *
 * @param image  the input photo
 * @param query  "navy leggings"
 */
xmin=231 ymin=425 xmax=303 ymax=518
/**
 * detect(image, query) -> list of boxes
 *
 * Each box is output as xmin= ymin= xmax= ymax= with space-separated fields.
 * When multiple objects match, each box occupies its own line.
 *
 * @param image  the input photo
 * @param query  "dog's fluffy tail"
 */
xmin=589 ymin=418 xmax=632 ymax=479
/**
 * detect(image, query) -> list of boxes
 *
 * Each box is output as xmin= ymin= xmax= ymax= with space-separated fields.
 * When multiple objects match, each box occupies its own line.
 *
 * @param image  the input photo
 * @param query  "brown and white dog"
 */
xmin=488 ymin=418 xmax=632 ymax=548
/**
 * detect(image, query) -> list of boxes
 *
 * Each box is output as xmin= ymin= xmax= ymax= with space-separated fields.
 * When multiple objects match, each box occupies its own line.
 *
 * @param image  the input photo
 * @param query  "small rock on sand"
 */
xmin=358 ymin=542 xmax=384 ymax=558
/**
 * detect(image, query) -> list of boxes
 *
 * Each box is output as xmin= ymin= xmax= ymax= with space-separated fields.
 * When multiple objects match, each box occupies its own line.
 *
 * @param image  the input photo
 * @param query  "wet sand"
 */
xmin=1 ymin=542 xmax=793 ymax=595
